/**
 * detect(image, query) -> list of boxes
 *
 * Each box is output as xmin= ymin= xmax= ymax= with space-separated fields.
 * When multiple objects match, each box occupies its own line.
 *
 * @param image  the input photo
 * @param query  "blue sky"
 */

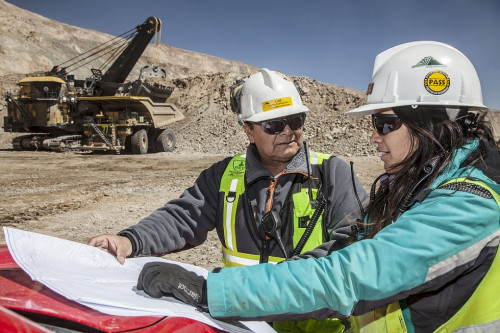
xmin=8 ymin=0 xmax=500 ymax=109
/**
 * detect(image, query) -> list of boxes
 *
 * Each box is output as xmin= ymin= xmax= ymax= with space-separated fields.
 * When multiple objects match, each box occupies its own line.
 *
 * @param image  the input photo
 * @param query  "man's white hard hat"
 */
xmin=231 ymin=68 xmax=309 ymax=123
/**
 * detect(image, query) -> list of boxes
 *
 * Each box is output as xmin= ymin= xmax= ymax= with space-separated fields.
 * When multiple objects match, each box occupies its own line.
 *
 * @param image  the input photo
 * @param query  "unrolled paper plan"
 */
xmin=3 ymin=227 xmax=275 ymax=333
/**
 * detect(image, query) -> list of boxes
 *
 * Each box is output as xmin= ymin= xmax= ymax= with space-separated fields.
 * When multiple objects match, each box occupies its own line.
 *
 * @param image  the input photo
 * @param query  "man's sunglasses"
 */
xmin=256 ymin=114 xmax=306 ymax=135
xmin=371 ymin=114 xmax=403 ymax=135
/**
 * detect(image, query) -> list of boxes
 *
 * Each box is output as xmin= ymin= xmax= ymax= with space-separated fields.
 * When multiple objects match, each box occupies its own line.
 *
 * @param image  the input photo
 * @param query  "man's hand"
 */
xmin=88 ymin=234 xmax=132 ymax=264
xmin=137 ymin=262 xmax=207 ymax=308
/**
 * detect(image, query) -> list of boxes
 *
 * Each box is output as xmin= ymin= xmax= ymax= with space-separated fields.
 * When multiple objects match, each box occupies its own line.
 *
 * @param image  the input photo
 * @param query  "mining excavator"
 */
xmin=3 ymin=16 xmax=184 ymax=154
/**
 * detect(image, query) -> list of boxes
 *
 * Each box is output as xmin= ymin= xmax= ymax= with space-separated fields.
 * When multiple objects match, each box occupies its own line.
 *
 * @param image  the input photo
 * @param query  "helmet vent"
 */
xmin=382 ymin=71 xmax=399 ymax=103
xmin=261 ymin=69 xmax=278 ymax=90
xmin=459 ymin=70 xmax=474 ymax=104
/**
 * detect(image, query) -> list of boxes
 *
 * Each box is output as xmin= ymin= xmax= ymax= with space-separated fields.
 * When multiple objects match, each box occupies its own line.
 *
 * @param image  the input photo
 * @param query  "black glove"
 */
xmin=137 ymin=262 xmax=208 ymax=308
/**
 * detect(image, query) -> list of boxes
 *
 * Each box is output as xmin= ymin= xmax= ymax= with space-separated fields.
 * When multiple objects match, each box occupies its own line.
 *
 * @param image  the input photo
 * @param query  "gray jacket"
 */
xmin=119 ymin=143 xmax=368 ymax=260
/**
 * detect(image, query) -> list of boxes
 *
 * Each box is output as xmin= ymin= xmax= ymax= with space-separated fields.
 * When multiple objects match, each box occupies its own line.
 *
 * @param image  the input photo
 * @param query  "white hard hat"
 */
xmin=230 ymin=68 xmax=309 ymax=123
xmin=346 ymin=41 xmax=486 ymax=116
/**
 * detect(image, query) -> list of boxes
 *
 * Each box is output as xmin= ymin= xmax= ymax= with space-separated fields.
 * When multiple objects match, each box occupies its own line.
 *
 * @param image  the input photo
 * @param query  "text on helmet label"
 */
xmin=262 ymin=97 xmax=293 ymax=111
xmin=424 ymin=70 xmax=450 ymax=95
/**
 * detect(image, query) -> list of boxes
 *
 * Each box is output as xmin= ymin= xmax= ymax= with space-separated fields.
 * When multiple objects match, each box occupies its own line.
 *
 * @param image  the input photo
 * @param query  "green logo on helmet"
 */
xmin=412 ymin=56 xmax=446 ymax=68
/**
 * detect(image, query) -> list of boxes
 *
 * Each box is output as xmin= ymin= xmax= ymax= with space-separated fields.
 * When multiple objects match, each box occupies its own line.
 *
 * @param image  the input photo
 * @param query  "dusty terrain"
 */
xmin=0 ymin=0 xmax=497 ymax=271
xmin=0 ymin=135 xmax=384 ymax=270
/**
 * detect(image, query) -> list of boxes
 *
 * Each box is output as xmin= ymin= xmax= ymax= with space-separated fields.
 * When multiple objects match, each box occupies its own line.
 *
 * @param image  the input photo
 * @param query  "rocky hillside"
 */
xmin=0 ymin=0 xmax=497 ymax=156
xmin=0 ymin=1 xmax=260 ymax=79
xmin=162 ymin=72 xmax=372 ymax=156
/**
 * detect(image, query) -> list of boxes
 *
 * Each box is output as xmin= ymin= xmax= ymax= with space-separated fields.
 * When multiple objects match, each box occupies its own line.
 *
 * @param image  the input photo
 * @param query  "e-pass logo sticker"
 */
xmin=424 ymin=70 xmax=450 ymax=95
xmin=262 ymin=97 xmax=293 ymax=112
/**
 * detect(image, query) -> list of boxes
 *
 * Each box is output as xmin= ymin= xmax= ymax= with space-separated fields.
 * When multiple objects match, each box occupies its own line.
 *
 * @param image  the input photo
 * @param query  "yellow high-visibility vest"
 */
xmin=219 ymin=151 xmax=331 ymax=267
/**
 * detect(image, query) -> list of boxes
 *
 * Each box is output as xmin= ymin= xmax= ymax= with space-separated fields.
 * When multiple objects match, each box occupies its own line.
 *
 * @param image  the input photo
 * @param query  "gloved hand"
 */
xmin=137 ymin=262 xmax=207 ymax=308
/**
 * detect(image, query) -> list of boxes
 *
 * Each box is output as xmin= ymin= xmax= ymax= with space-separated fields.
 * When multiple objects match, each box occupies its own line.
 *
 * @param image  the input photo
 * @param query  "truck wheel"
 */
xmin=131 ymin=129 xmax=148 ymax=154
xmin=156 ymin=129 xmax=176 ymax=152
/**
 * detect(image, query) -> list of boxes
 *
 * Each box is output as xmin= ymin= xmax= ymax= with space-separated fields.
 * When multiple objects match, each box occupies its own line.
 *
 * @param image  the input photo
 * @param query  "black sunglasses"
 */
xmin=256 ymin=114 xmax=306 ymax=135
xmin=371 ymin=114 xmax=403 ymax=135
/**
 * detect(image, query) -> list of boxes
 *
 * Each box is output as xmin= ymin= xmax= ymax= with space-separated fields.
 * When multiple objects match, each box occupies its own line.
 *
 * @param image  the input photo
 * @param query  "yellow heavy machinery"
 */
xmin=3 ymin=16 xmax=184 ymax=154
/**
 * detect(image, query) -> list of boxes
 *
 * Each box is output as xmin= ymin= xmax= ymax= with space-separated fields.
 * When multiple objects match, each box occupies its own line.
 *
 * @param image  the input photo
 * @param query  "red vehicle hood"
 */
xmin=0 ymin=244 xmax=221 ymax=332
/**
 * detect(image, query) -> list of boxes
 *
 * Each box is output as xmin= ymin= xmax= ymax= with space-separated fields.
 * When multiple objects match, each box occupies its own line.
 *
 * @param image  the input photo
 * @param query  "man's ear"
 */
xmin=243 ymin=123 xmax=255 ymax=144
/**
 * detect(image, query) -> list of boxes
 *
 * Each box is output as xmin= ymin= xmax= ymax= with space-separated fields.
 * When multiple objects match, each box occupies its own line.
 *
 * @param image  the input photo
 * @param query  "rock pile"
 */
xmin=163 ymin=72 xmax=375 ymax=156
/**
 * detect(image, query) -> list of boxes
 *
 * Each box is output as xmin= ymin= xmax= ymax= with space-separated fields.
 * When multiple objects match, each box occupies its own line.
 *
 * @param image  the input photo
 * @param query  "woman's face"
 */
xmin=370 ymin=109 xmax=414 ymax=173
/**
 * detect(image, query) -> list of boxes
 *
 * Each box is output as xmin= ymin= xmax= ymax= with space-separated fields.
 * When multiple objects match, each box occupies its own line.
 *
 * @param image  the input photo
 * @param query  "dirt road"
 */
xmin=0 ymin=148 xmax=383 ymax=270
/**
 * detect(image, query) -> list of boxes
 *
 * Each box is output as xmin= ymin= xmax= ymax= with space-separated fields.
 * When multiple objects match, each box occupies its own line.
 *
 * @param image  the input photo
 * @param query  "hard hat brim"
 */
xmin=244 ymin=105 xmax=309 ymax=123
xmin=346 ymin=101 xmax=487 ymax=116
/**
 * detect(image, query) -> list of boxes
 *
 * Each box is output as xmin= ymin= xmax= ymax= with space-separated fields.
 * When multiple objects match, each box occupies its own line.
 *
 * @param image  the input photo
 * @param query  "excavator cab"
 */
xmin=19 ymin=77 xmax=63 ymax=100
xmin=5 ymin=77 xmax=71 ymax=131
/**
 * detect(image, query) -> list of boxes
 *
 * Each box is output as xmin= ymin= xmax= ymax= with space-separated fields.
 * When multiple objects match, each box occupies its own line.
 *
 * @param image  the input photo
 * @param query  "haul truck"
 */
xmin=3 ymin=16 xmax=184 ymax=154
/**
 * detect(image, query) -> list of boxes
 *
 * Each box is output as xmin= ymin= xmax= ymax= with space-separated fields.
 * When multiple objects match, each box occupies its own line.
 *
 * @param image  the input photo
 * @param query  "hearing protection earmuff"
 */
xmin=229 ymin=81 xmax=244 ymax=115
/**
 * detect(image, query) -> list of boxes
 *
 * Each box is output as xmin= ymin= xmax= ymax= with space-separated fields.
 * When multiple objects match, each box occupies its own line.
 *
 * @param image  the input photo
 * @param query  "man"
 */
xmin=89 ymin=68 xmax=368 ymax=332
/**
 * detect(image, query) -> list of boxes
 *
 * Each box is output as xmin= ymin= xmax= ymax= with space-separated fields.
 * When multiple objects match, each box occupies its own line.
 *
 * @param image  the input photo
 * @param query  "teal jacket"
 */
xmin=207 ymin=140 xmax=500 ymax=332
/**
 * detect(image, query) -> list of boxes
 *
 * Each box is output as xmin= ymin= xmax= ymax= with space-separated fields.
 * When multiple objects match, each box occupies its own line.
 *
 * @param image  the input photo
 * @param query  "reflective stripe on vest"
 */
xmin=353 ymin=178 xmax=500 ymax=332
xmin=220 ymin=153 xmax=246 ymax=253
xmin=219 ymin=151 xmax=330 ymax=267
xmin=293 ymin=151 xmax=329 ymax=253
xmin=225 ymin=178 xmax=239 ymax=251
xmin=222 ymin=246 xmax=282 ymax=267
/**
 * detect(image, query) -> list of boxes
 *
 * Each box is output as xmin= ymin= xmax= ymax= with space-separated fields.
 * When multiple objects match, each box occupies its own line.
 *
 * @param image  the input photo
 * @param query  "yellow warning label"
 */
xmin=424 ymin=70 xmax=450 ymax=95
xmin=262 ymin=97 xmax=293 ymax=111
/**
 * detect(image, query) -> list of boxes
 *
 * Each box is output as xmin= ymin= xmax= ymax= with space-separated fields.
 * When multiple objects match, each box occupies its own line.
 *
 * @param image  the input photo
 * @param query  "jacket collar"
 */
xmin=431 ymin=139 xmax=491 ymax=190
xmin=244 ymin=144 xmax=309 ymax=185
xmin=462 ymin=140 xmax=500 ymax=183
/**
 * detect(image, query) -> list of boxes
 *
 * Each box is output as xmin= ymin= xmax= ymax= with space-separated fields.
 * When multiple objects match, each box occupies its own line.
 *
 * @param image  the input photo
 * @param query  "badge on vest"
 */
xmin=298 ymin=216 xmax=310 ymax=228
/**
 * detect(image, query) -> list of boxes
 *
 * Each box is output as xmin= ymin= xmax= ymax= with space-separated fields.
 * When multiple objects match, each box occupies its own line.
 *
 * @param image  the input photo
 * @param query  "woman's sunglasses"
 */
xmin=371 ymin=114 xmax=403 ymax=135
xmin=256 ymin=114 xmax=306 ymax=135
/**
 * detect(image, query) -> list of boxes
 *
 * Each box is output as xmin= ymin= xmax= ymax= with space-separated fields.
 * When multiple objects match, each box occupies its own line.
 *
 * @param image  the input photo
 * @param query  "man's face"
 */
xmin=244 ymin=115 xmax=305 ymax=165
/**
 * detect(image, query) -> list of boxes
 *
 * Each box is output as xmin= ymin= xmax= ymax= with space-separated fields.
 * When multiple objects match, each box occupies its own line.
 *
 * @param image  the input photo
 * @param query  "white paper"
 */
xmin=3 ymin=227 xmax=275 ymax=333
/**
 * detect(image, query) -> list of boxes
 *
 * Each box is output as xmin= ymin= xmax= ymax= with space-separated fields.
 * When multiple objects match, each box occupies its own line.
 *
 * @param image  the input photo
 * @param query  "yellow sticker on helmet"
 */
xmin=424 ymin=70 xmax=450 ymax=95
xmin=262 ymin=97 xmax=293 ymax=111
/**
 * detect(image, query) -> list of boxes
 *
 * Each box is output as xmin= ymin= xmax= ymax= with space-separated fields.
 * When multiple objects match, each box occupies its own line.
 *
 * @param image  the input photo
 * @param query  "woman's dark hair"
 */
xmin=361 ymin=106 xmax=496 ymax=239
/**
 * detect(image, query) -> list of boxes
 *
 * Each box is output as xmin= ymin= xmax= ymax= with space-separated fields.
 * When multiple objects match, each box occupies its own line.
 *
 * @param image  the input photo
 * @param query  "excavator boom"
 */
xmin=102 ymin=16 xmax=161 ymax=85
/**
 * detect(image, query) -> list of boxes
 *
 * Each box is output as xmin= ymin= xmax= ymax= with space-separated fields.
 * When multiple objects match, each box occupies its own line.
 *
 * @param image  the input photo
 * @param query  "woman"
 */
xmin=137 ymin=41 xmax=500 ymax=332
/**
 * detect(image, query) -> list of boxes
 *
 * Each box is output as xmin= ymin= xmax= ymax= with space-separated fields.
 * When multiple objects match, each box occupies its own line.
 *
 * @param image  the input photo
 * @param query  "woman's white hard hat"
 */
xmin=346 ymin=41 xmax=487 ymax=116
